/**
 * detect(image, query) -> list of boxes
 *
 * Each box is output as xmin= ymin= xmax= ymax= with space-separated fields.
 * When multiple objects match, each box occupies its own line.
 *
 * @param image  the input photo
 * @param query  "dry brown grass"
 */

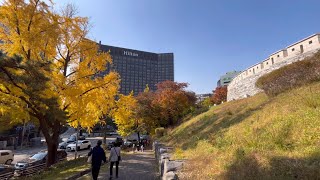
xmin=162 ymin=82 xmax=320 ymax=179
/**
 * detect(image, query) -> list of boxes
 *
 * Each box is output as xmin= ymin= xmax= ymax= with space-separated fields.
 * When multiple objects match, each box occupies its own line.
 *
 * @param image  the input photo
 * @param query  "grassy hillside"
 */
xmin=162 ymin=82 xmax=320 ymax=179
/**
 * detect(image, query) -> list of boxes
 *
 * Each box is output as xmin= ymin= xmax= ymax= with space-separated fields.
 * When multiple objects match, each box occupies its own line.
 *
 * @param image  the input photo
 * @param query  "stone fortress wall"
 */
xmin=227 ymin=34 xmax=320 ymax=101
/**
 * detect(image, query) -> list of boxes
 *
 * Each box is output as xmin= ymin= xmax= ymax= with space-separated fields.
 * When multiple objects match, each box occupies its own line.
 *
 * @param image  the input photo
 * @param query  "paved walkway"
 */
xmin=78 ymin=150 xmax=158 ymax=180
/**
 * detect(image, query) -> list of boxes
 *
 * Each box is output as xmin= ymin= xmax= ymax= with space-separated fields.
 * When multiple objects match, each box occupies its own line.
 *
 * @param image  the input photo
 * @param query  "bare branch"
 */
xmin=79 ymin=79 xmax=113 ymax=97
xmin=66 ymin=70 xmax=78 ymax=78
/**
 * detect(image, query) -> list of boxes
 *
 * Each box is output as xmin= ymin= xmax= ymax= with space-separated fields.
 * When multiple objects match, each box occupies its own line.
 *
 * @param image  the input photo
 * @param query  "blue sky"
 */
xmin=54 ymin=0 xmax=320 ymax=94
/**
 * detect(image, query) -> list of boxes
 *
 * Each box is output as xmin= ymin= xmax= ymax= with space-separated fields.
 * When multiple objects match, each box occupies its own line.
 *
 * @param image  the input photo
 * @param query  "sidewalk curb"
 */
xmin=65 ymin=168 xmax=91 ymax=180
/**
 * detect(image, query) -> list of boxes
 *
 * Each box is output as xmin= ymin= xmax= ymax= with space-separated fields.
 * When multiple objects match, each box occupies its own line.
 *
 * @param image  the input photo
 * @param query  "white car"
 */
xmin=66 ymin=140 xmax=91 ymax=151
xmin=59 ymin=140 xmax=75 ymax=149
xmin=0 ymin=150 xmax=14 ymax=164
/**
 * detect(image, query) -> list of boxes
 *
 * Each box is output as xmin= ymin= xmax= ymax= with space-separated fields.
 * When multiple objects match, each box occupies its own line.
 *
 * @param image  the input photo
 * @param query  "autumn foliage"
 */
xmin=0 ymin=0 xmax=119 ymax=166
xmin=211 ymin=86 xmax=228 ymax=105
xmin=112 ymin=93 xmax=139 ymax=137
xmin=0 ymin=0 xmax=196 ymax=167
xmin=134 ymin=81 xmax=196 ymax=131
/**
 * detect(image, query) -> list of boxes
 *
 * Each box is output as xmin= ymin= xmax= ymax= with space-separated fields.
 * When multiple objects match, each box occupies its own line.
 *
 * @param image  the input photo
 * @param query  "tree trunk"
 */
xmin=39 ymin=117 xmax=61 ymax=167
xmin=46 ymin=139 xmax=58 ymax=166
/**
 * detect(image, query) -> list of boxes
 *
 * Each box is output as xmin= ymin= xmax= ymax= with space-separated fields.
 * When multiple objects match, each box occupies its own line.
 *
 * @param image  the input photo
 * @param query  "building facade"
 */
xmin=99 ymin=43 xmax=174 ymax=95
xmin=196 ymin=93 xmax=213 ymax=103
xmin=217 ymin=71 xmax=241 ymax=87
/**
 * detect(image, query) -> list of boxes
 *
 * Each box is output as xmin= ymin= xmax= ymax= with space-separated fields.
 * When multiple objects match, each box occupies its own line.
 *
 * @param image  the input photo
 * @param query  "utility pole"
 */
xmin=74 ymin=124 xmax=80 ymax=159
xmin=21 ymin=104 xmax=29 ymax=148
xmin=20 ymin=119 xmax=26 ymax=149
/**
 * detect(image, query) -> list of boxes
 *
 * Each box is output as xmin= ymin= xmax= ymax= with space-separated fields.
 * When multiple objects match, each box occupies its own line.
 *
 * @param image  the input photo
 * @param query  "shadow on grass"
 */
xmin=220 ymin=151 xmax=320 ymax=180
xmin=167 ymin=99 xmax=269 ymax=150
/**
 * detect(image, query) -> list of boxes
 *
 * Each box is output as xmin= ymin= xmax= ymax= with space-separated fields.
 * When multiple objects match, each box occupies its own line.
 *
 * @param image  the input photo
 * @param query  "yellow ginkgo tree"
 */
xmin=113 ymin=93 xmax=137 ymax=137
xmin=0 ymin=0 xmax=119 ymax=166
xmin=112 ymin=92 xmax=147 ymax=144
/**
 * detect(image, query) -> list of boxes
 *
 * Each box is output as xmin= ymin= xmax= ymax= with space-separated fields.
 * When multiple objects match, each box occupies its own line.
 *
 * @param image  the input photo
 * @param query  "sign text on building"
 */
xmin=124 ymin=51 xmax=138 ymax=57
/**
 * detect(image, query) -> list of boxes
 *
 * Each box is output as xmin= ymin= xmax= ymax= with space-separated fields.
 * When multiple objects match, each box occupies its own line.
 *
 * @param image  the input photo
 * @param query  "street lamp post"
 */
xmin=74 ymin=124 xmax=80 ymax=159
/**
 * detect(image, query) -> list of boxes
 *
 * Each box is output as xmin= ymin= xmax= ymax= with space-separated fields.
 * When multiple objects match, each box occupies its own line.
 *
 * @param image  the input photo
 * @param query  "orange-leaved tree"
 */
xmin=135 ymin=85 xmax=160 ymax=134
xmin=153 ymin=81 xmax=196 ymax=127
xmin=211 ymin=86 xmax=228 ymax=105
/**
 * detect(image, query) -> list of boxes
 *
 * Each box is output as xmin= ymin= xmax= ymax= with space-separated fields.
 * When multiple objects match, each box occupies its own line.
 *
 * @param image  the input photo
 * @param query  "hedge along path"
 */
xmin=78 ymin=150 xmax=158 ymax=180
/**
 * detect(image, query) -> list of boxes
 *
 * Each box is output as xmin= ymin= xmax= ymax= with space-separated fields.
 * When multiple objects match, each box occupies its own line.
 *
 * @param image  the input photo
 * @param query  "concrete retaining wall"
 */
xmin=153 ymin=141 xmax=185 ymax=180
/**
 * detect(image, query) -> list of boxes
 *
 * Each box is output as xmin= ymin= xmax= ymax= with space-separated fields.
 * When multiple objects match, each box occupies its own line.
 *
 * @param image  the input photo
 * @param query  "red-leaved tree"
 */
xmin=153 ymin=81 xmax=196 ymax=127
xmin=211 ymin=86 xmax=228 ymax=105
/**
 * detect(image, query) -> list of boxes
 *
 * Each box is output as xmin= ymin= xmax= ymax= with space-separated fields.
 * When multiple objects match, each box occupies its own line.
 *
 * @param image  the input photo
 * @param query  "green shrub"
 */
xmin=192 ymin=106 xmax=209 ymax=116
xmin=155 ymin=127 xmax=165 ymax=138
xmin=256 ymin=51 xmax=320 ymax=96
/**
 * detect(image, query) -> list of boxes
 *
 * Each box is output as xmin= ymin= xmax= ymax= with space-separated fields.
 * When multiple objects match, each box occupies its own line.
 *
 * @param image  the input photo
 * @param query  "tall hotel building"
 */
xmin=99 ymin=43 xmax=174 ymax=95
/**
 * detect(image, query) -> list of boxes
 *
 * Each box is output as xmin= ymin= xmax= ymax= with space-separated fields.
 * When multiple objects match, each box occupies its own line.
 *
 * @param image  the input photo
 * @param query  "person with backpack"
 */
xmin=109 ymin=142 xmax=121 ymax=179
xmin=88 ymin=140 xmax=106 ymax=180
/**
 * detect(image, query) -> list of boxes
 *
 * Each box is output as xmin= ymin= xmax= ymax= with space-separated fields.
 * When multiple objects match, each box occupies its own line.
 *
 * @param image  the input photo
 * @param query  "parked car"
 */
xmin=106 ymin=131 xmax=119 ymax=136
xmin=116 ymin=137 xmax=123 ymax=145
xmin=68 ymin=134 xmax=86 ymax=141
xmin=66 ymin=140 xmax=91 ymax=151
xmin=140 ymin=134 xmax=151 ymax=141
xmin=59 ymin=139 xmax=75 ymax=149
xmin=0 ymin=165 xmax=14 ymax=179
xmin=56 ymin=149 xmax=68 ymax=161
xmin=123 ymin=139 xmax=133 ymax=147
xmin=107 ymin=137 xmax=123 ymax=150
xmin=107 ymin=141 xmax=115 ymax=150
xmin=0 ymin=150 xmax=14 ymax=165
xmin=14 ymin=149 xmax=67 ymax=176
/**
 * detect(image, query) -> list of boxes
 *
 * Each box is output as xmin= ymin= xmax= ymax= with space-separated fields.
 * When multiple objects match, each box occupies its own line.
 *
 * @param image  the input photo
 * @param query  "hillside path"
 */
xmin=78 ymin=150 xmax=158 ymax=180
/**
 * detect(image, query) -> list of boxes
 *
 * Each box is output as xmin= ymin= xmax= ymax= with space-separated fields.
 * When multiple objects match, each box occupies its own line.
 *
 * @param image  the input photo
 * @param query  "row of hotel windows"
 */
xmin=115 ymin=66 xmax=171 ymax=71
xmin=121 ymin=82 xmax=167 ymax=93
xmin=113 ymin=63 xmax=171 ymax=68
xmin=113 ymin=58 xmax=172 ymax=65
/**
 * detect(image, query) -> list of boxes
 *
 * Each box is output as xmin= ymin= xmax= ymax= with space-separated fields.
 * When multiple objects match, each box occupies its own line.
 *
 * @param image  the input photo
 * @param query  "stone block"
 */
xmin=162 ymin=171 xmax=178 ymax=180
xmin=160 ymin=153 xmax=172 ymax=176
xmin=163 ymin=159 xmax=184 ymax=174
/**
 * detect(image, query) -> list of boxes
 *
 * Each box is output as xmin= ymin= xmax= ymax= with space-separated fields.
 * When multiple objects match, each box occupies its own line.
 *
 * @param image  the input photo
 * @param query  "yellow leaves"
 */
xmin=144 ymin=84 xmax=150 ymax=93
xmin=0 ymin=0 xmax=122 ymax=132
xmin=0 ymin=92 xmax=29 ymax=128
xmin=113 ymin=93 xmax=138 ymax=136
xmin=62 ymin=67 xmax=120 ymax=129
xmin=0 ymin=0 xmax=59 ymax=61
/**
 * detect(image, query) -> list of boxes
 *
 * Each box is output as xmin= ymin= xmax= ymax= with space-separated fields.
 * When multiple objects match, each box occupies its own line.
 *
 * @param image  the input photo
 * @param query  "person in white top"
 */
xmin=109 ymin=142 xmax=121 ymax=179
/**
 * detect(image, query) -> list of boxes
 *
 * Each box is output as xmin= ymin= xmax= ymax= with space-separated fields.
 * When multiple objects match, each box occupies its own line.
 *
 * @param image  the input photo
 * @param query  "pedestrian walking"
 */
xmin=109 ymin=142 xmax=121 ymax=179
xmin=88 ymin=140 xmax=106 ymax=180
xmin=141 ymin=144 xmax=144 ymax=152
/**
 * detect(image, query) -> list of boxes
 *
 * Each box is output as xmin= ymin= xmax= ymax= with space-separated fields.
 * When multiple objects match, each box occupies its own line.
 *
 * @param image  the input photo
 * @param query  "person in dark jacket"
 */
xmin=88 ymin=140 xmax=107 ymax=180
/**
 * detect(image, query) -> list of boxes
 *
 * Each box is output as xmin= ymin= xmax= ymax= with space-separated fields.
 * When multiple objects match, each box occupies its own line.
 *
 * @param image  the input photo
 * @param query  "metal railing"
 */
xmin=14 ymin=163 xmax=46 ymax=177
xmin=13 ymin=158 xmax=66 ymax=178
xmin=0 ymin=171 xmax=14 ymax=180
